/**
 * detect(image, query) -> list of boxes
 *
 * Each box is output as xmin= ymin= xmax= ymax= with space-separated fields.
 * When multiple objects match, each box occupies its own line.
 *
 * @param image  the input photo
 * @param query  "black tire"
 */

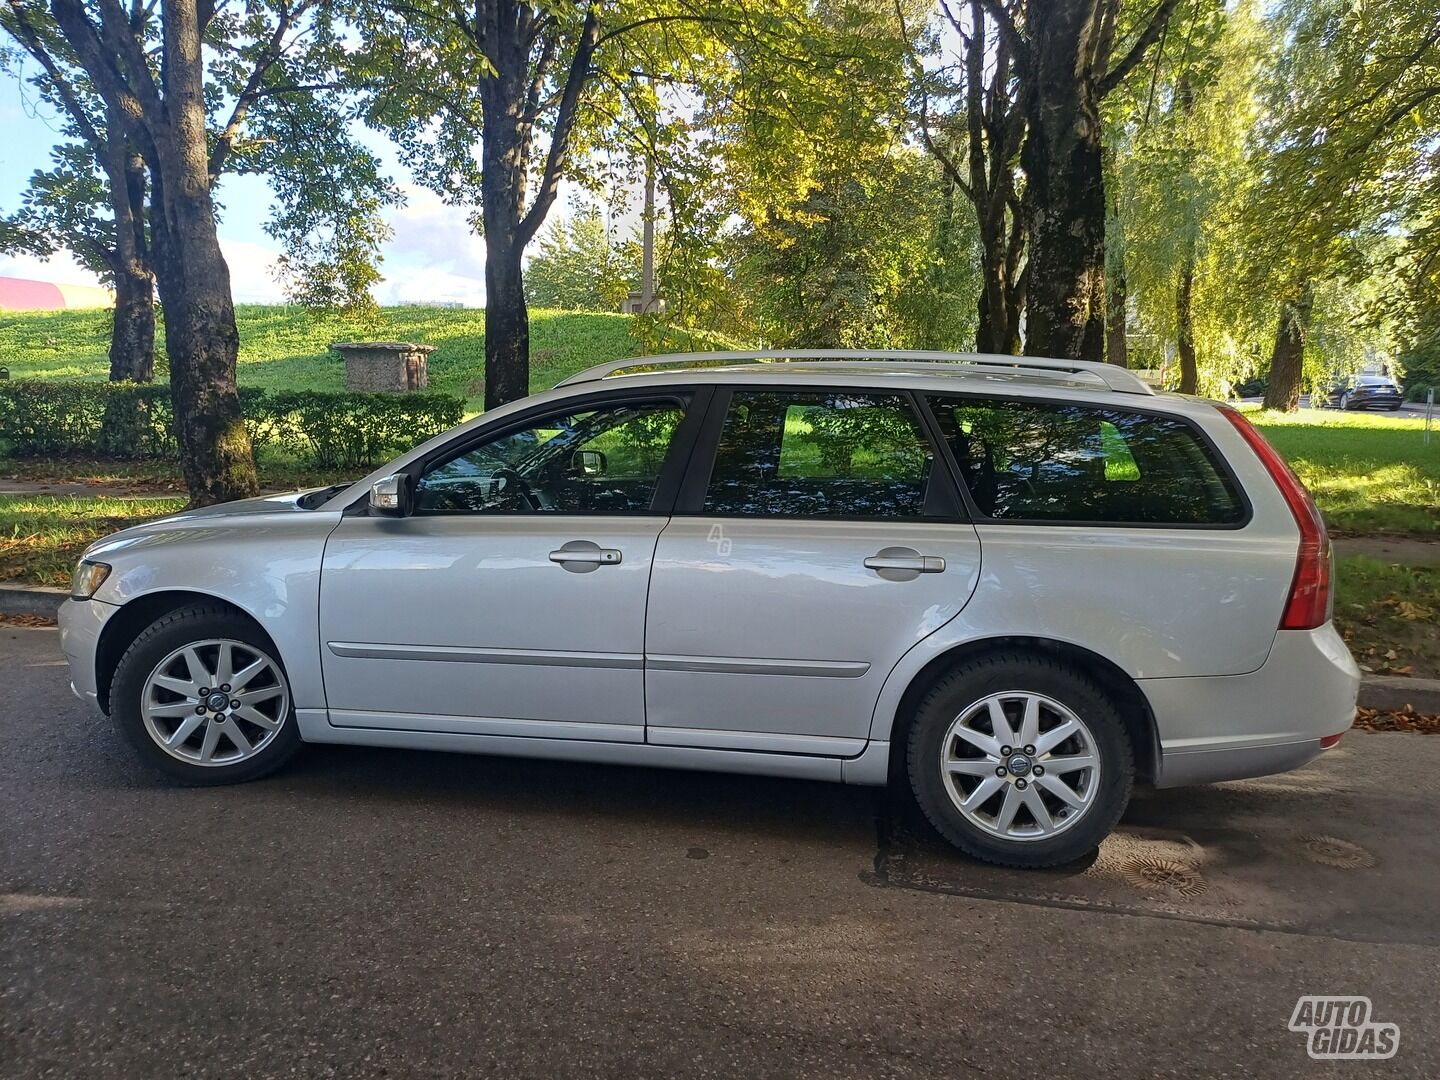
xmin=109 ymin=604 xmax=301 ymax=785
xmin=905 ymin=652 xmax=1133 ymax=868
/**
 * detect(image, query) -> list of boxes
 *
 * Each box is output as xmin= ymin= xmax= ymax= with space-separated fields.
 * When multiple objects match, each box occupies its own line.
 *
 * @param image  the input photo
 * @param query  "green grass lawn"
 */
xmin=0 ymin=305 xmax=737 ymax=409
xmin=1334 ymin=555 xmax=1440 ymax=680
xmin=1246 ymin=407 xmax=1440 ymax=535
xmin=0 ymin=494 xmax=186 ymax=588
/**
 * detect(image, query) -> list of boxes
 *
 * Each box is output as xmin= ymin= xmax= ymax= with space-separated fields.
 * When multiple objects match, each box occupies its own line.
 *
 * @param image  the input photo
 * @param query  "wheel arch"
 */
xmin=94 ymin=590 xmax=280 ymax=714
xmin=883 ymin=636 xmax=1160 ymax=785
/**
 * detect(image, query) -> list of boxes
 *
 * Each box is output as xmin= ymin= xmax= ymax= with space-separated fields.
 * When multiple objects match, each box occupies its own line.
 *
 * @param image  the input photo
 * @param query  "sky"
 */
xmin=0 ymin=70 xmax=512 ymax=307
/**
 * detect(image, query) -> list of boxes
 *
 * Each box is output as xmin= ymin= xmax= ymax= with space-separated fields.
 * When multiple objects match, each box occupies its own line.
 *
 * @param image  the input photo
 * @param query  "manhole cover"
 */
xmin=1118 ymin=854 xmax=1208 ymax=897
xmin=1301 ymin=835 xmax=1376 ymax=869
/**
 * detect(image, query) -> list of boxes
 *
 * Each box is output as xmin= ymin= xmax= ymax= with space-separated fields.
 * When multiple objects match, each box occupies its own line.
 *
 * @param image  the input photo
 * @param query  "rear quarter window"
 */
xmin=926 ymin=395 xmax=1246 ymax=526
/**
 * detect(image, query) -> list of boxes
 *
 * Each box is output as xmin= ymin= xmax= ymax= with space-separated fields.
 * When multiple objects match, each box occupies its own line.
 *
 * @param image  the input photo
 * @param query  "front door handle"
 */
xmin=549 ymin=540 xmax=622 ymax=573
xmin=864 ymin=547 xmax=945 ymax=581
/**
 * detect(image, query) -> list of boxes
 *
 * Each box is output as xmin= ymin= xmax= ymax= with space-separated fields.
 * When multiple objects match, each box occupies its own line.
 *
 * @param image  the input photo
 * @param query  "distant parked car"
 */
xmin=59 ymin=351 xmax=1359 ymax=868
xmin=1322 ymin=374 xmax=1404 ymax=411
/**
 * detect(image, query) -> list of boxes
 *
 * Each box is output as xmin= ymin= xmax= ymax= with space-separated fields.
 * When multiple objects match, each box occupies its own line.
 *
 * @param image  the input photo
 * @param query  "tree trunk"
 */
xmin=1262 ymin=284 xmax=1313 ymax=413
xmin=1105 ymin=264 xmax=1128 ymax=367
xmin=478 ymin=32 xmax=533 ymax=410
xmin=150 ymin=0 xmax=257 ymax=505
xmin=484 ymin=233 xmax=530 ymax=409
xmin=1176 ymin=261 xmax=1198 ymax=393
xmin=102 ymin=106 xmax=155 ymax=383
xmin=50 ymin=0 xmax=256 ymax=504
xmin=1173 ymin=76 xmax=1197 ymax=394
xmin=108 ymin=263 xmax=156 ymax=382
xmin=1021 ymin=0 xmax=1109 ymax=361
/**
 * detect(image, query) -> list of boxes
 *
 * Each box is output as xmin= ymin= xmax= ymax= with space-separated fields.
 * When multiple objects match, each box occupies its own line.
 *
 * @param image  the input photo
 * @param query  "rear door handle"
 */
xmin=549 ymin=540 xmax=622 ymax=572
xmin=864 ymin=547 xmax=945 ymax=579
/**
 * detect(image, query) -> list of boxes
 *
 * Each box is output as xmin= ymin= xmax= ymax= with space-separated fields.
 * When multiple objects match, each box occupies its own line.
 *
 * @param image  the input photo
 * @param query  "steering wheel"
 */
xmin=488 ymin=467 xmax=541 ymax=510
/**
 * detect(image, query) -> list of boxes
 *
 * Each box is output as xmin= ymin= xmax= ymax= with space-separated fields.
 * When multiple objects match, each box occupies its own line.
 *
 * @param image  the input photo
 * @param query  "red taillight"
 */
xmin=1218 ymin=406 xmax=1332 ymax=631
xmin=1320 ymin=732 xmax=1345 ymax=750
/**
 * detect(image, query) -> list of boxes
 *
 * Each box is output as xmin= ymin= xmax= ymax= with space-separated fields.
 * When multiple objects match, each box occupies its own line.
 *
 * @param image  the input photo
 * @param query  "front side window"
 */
xmin=703 ymin=391 xmax=936 ymax=518
xmin=415 ymin=399 xmax=686 ymax=514
xmin=926 ymin=395 xmax=1245 ymax=525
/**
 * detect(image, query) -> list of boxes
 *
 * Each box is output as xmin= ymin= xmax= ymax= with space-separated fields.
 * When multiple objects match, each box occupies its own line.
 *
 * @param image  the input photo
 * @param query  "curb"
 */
xmin=1357 ymin=675 xmax=1440 ymax=715
xmin=0 ymin=583 xmax=68 ymax=620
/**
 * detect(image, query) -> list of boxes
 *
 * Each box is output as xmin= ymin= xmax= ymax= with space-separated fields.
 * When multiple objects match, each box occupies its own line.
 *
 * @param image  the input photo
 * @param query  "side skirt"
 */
xmin=296 ymin=708 xmax=892 ymax=785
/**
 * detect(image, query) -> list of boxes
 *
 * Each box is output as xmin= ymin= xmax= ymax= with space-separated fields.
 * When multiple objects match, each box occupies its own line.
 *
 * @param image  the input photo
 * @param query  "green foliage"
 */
xmin=1107 ymin=0 xmax=1272 ymax=392
xmin=254 ymin=391 xmax=464 ymax=469
xmin=731 ymin=148 xmax=979 ymax=349
xmin=526 ymin=209 xmax=640 ymax=312
xmin=0 ymin=380 xmax=461 ymax=469
xmin=0 ymin=0 xmax=400 ymax=312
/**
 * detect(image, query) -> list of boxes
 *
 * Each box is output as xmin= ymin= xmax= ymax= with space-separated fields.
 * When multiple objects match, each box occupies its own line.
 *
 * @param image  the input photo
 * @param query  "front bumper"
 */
xmin=1141 ymin=623 xmax=1360 ymax=787
xmin=57 ymin=597 xmax=120 ymax=708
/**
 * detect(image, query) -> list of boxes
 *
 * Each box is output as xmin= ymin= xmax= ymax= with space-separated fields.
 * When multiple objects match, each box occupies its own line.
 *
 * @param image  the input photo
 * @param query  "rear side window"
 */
xmin=703 ymin=391 xmax=936 ymax=518
xmin=926 ymin=395 xmax=1245 ymax=525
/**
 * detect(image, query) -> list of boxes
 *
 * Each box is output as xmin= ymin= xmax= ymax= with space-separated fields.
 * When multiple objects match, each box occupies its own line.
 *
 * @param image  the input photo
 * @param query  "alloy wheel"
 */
xmin=939 ymin=690 xmax=1101 ymax=841
xmin=140 ymin=638 xmax=290 ymax=766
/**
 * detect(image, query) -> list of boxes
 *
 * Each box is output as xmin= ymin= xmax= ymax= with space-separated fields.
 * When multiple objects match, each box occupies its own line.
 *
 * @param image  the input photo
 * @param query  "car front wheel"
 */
xmin=906 ymin=653 xmax=1133 ymax=868
xmin=109 ymin=605 xmax=301 ymax=784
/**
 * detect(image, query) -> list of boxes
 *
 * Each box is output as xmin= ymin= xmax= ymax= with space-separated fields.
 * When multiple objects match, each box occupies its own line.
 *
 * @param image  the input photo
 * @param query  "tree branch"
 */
xmin=1098 ymin=0 xmax=1181 ymax=98
xmin=974 ymin=0 xmax=1028 ymax=73
xmin=516 ymin=3 xmax=599 ymax=247
xmin=4 ymin=0 xmax=107 ymax=154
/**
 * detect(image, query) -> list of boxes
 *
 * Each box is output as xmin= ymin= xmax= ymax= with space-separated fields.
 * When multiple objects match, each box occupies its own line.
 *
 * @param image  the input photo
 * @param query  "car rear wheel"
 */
xmin=906 ymin=653 xmax=1133 ymax=868
xmin=109 ymin=605 xmax=301 ymax=785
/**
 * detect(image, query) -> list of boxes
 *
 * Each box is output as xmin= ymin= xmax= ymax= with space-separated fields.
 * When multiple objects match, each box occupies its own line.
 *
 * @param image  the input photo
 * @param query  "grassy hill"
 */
xmin=0 ymin=305 xmax=738 ymax=409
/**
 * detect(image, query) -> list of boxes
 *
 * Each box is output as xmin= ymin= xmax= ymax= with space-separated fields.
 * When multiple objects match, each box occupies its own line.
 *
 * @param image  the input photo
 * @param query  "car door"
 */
xmin=643 ymin=386 xmax=983 ymax=757
xmin=318 ymin=388 xmax=704 ymax=743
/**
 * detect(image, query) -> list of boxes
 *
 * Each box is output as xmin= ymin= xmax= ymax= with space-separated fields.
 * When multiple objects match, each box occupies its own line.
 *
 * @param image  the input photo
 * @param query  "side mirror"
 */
xmin=369 ymin=473 xmax=415 ymax=517
xmin=573 ymin=449 xmax=607 ymax=477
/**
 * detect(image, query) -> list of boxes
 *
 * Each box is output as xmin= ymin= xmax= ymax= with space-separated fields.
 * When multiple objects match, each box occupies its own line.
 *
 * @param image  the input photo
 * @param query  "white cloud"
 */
xmin=373 ymin=185 xmax=489 ymax=306
xmin=0 ymin=250 xmax=102 ymax=287
xmin=218 ymin=236 xmax=285 ymax=304
xmin=375 ymin=266 xmax=486 ymax=307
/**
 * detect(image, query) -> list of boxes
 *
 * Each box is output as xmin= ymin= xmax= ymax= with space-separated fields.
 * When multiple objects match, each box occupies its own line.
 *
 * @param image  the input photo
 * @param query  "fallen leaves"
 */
xmin=1354 ymin=705 xmax=1440 ymax=734
xmin=0 ymin=612 xmax=57 ymax=628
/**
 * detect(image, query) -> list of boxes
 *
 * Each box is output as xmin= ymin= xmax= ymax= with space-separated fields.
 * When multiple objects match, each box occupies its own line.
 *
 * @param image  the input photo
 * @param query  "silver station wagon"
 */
xmin=59 ymin=352 xmax=1360 ymax=867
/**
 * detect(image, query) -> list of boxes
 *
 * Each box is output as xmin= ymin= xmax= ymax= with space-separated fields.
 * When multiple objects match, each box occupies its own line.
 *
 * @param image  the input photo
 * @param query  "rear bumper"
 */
xmin=1141 ymin=624 xmax=1360 ymax=788
xmin=57 ymin=597 xmax=119 ymax=708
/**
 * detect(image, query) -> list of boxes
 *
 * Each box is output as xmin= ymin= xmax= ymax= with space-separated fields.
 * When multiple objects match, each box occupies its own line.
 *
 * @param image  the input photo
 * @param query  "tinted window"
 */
xmin=926 ymin=396 xmax=1244 ymax=525
xmin=703 ymin=391 xmax=935 ymax=518
xmin=416 ymin=399 xmax=685 ymax=514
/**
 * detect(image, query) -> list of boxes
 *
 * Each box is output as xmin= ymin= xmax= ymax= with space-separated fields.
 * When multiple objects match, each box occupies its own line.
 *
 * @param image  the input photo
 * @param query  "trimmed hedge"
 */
xmin=0 ymin=380 xmax=464 ymax=469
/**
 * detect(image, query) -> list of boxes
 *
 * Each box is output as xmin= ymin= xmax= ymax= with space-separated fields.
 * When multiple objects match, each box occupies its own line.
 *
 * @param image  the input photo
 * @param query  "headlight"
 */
xmin=70 ymin=560 xmax=112 ymax=600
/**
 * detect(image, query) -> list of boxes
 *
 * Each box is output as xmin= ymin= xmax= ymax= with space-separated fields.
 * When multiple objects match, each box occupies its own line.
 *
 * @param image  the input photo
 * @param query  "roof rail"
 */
xmin=554 ymin=350 xmax=1155 ymax=395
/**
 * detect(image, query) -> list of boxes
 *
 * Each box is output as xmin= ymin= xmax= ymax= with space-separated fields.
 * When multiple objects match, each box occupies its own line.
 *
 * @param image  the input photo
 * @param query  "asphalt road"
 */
xmin=3 ymin=624 xmax=1437 ymax=1078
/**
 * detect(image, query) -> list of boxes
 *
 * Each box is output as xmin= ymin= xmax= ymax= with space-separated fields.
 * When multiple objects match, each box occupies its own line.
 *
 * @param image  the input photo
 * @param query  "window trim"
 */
xmin=673 ymin=385 xmax=969 ymax=522
xmin=917 ymin=391 xmax=1254 ymax=530
xmin=360 ymin=385 xmax=712 ymax=518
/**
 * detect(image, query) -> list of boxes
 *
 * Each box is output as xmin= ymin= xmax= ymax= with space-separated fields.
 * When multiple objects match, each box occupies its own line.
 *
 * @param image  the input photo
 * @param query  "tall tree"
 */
xmin=1253 ymin=0 xmax=1440 ymax=410
xmin=10 ymin=0 xmax=394 ymax=502
xmin=1110 ymin=0 xmax=1268 ymax=393
xmin=355 ymin=0 xmax=854 ymax=408
xmin=2 ymin=8 xmax=155 ymax=379
xmin=1015 ymin=0 xmax=1182 ymax=361
xmin=903 ymin=0 xmax=1026 ymax=354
